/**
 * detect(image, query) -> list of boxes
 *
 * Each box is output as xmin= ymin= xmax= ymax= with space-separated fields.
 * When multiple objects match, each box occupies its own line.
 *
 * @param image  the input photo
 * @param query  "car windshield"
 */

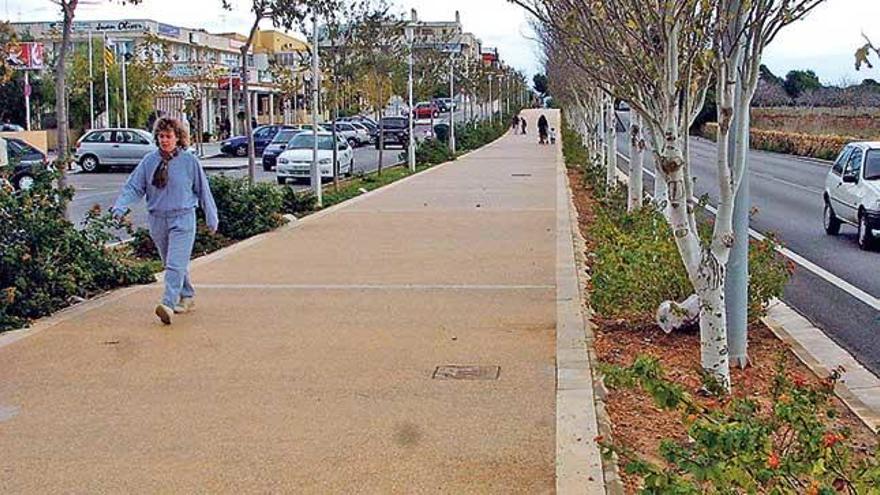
xmin=287 ymin=134 xmax=334 ymax=150
xmin=864 ymin=149 xmax=880 ymax=181
xmin=381 ymin=118 xmax=407 ymax=128
xmin=272 ymin=129 xmax=299 ymax=143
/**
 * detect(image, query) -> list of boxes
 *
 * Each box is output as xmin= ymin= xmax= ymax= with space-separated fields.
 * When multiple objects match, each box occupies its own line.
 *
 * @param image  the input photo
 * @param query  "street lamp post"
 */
xmin=406 ymin=9 xmax=416 ymax=172
xmin=311 ymin=16 xmax=322 ymax=207
xmin=449 ymin=54 xmax=455 ymax=155
xmin=488 ymin=74 xmax=493 ymax=126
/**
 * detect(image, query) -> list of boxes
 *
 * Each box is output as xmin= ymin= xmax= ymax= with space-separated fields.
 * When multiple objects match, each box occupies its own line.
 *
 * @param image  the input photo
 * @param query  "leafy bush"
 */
xmin=700 ymin=123 xmax=852 ymax=161
xmin=415 ymin=138 xmax=455 ymax=165
xmin=280 ymin=185 xmax=318 ymax=217
xmin=208 ymin=175 xmax=285 ymax=240
xmin=0 ymin=171 xmax=154 ymax=332
xmin=600 ymin=355 xmax=880 ymax=494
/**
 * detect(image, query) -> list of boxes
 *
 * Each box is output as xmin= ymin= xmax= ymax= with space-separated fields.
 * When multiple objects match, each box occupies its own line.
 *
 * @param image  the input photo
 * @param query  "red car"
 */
xmin=412 ymin=102 xmax=440 ymax=119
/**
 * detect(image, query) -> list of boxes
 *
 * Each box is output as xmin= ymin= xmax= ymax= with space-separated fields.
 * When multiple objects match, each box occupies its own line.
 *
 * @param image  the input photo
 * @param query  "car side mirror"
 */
xmin=843 ymin=173 xmax=858 ymax=184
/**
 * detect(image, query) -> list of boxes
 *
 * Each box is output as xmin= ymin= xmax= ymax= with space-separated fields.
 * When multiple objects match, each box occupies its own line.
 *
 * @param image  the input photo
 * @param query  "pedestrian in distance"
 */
xmin=537 ymin=114 xmax=549 ymax=144
xmin=520 ymin=117 xmax=527 ymax=135
xmin=511 ymin=113 xmax=520 ymax=134
xmin=111 ymin=117 xmax=219 ymax=325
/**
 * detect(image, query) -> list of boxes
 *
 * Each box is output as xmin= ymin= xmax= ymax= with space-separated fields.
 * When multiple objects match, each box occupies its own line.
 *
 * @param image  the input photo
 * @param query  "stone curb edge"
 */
xmin=556 ymin=135 xmax=622 ymax=494
xmin=0 ymin=133 xmax=509 ymax=351
xmin=762 ymin=300 xmax=880 ymax=434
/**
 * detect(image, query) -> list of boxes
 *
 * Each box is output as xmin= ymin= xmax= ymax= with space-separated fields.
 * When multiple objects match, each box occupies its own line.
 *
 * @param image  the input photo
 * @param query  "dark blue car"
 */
xmin=220 ymin=125 xmax=285 ymax=157
xmin=3 ymin=137 xmax=48 ymax=190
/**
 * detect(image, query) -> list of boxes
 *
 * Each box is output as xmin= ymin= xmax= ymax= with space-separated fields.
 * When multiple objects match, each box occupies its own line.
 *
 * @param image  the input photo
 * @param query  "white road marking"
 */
xmin=616 ymin=151 xmax=880 ymax=311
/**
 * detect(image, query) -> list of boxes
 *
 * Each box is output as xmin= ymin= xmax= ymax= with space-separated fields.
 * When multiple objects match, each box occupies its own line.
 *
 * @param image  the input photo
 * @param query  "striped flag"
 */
xmin=104 ymin=45 xmax=115 ymax=67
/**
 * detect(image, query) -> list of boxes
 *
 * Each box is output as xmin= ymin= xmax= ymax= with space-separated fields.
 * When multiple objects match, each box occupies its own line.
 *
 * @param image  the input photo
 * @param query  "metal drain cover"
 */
xmin=432 ymin=365 xmax=500 ymax=380
xmin=511 ymin=173 xmax=532 ymax=177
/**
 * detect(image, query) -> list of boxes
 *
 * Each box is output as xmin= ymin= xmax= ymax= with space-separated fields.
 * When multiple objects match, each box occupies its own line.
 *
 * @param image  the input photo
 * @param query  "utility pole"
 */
xmin=488 ymin=74 xmax=493 ymax=125
xmin=103 ymin=33 xmax=111 ymax=127
xmin=449 ymin=54 xmax=455 ymax=154
xmin=311 ymin=16 xmax=322 ymax=206
xmin=121 ymin=42 xmax=129 ymax=128
xmin=406 ymin=9 xmax=416 ymax=172
xmin=88 ymin=30 xmax=95 ymax=129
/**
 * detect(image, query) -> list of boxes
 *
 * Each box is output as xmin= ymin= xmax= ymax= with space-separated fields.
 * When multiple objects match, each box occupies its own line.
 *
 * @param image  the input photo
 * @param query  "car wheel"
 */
xmin=857 ymin=211 xmax=875 ymax=251
xmin=80 ymin=154 xmax=100 ymax=173
xmin=823 ymin=201 xmax=841 ymax=235
xmin=348 ymin=138 xmax=357 ymax=147
xmin=14 ymin=173 xmax=35 ymax=191
xmin=277 ymin=177 xmax=286 ymax=185
xmin=235 ymin=144 xmax=247 ymax=157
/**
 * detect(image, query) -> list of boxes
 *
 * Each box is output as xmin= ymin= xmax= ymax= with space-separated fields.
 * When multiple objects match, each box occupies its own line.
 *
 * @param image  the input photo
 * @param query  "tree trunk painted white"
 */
xmin=628 ymin=112 xmax=644 ymax=211
xmin=657 ymin=294 xmax=699 ymax=333
xmin=605 ymin=98 xmax=617 ymax=185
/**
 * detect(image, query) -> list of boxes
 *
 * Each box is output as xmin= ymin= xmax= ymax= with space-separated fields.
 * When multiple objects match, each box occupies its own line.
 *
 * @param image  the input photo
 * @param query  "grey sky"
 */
xmin=4 ymin=0 xmax=877 ymax=85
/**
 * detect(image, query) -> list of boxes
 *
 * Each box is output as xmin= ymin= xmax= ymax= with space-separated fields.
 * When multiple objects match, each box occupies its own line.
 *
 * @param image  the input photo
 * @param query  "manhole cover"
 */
xmin=432 ymin=365 xmax=500 ymax=380
xmin=511 ymin=173 xmax=532 ymax=177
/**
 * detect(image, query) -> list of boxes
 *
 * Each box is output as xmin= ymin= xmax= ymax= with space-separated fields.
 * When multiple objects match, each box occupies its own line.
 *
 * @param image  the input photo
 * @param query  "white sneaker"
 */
xmin=155 ymin=304 xmax=173 ymax=325
xmin=176 ymin=297 xmax=195 ymax=314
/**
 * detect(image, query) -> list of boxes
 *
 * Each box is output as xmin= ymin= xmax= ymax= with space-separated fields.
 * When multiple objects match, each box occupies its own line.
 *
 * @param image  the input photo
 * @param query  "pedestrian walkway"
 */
xmin=0 ymin=110 xmax=604 ymax=493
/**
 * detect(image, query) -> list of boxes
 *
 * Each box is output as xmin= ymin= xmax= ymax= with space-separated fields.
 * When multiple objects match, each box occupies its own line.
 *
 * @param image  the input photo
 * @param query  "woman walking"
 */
xmin=112 ymin=117 xmax=219 ymax=325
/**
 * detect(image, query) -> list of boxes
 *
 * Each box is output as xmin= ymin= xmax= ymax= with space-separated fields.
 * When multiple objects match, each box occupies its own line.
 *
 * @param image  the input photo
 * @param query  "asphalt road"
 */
xmin=614 ymin=112 xmax=880 ymax=375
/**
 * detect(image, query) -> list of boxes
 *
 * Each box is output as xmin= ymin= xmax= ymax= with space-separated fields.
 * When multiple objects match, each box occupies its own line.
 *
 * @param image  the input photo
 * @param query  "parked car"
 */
xmin=330 ymin=121 xmax=366 ymax=147
xmin=349 ymin=122 xmax=372 ymax=146
xmin=823 ymin=141 xmax=880 ymax=250
xmin=375 ymin=117 xmax=410 ymax=149
xmin=412 ymin=101 xmax=440 ymax=119
xmin=220 ymin=125 xmax=286 ymax=157
xmin=2 ymin=137 xmax=49 ymax=190
xmin=0 ymin=123 xmax=25 ymax=132
xmin=436 ymin=97 xmax=456 ymax=112
xmin=75 ymin=128 xmax=156 ymax=172
xmin=260 ymin=124 xmax=327 ymax=171
xmin=275 ymin=131 xmax=354 ymax=184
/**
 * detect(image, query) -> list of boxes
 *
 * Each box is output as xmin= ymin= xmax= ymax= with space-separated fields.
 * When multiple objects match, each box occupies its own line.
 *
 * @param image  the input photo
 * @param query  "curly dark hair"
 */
xmin=152 ymin=117 xmax=190 ymax=148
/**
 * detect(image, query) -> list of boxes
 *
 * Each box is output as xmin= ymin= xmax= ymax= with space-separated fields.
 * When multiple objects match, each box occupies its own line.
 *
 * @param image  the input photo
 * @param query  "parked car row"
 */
xmin=275 ymin=131 xmax=354 ymax=184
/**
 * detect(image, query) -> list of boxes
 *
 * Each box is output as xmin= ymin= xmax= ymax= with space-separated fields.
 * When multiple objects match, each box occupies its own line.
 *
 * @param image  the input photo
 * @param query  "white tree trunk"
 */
xmin=628 ymin=112 xmax=644 ymax=211
xmin=605 ymin=98 xmax=617 ymax=185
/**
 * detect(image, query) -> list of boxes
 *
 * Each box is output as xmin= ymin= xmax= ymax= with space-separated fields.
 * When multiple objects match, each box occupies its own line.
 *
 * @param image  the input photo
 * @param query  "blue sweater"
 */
xmin=112 ymin=149 xmax=219 ymax=231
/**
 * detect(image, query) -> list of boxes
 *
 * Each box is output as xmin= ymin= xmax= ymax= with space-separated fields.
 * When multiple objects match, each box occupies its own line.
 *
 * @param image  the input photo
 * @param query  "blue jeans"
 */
xmin=149 ymin=209 xmax=196 ymax=307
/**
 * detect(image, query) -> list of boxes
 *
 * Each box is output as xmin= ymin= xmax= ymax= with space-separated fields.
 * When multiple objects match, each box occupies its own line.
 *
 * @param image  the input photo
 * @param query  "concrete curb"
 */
xmin=556 ymin=135 xmax=609 ymax=494
xmin=0 ymin=134 xmax=509 ymax=351
xmin=762 ymin=299 xmax=880 ymax=433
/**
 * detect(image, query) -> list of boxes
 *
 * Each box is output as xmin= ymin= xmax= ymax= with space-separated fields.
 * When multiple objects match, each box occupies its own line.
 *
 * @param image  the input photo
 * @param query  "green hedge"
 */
xmin=0 ymin=169 xmax=155 ymax=331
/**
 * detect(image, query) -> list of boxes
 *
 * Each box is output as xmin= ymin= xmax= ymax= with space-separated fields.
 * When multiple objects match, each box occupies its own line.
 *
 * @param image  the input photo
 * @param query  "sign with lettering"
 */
xmin=158 ymin=23 xmax=181 ymax=38
xmin=5 ymin=42 xmax=45 ymax=70
xmin=48 ymin=20 xmax=148 ymax=33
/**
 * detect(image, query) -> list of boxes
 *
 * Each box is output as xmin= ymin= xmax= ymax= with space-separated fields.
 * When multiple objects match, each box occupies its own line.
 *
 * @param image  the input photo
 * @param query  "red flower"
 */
xmin=767 ymin=452 xmax=780 ymax=469
xmin=823 ymin=431 xmax=841 ymax=448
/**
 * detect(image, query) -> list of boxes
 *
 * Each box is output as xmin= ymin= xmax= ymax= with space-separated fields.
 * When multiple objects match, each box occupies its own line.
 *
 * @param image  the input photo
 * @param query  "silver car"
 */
xmin=75 ymin=128 xmax=156 ymax=172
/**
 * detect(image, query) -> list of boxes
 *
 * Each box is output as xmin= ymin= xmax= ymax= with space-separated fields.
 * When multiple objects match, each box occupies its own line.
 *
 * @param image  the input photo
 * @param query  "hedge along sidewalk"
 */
xmin=0 ymin=132 xmax=511 ymax=351
xmin=612 ymin=152 xmax=880 ymax=434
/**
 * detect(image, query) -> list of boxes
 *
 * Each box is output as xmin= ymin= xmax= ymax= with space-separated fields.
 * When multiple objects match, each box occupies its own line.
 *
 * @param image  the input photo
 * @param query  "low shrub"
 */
xmin=415 ymin=138 xmax=455 ymax=165
xmin=600 ymin=355 xmax=880 ymax=493
xmin=208 ymin=175 xmax=285 ymax=240
xmin=0 ymin=170 xmax=155 ymax=332
xmin=700 ymin=122 xmax=853 ymax=161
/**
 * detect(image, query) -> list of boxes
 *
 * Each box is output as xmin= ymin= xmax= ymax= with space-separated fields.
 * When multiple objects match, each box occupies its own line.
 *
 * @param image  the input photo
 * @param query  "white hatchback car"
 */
xmin=275 ymin=131 xmax=354 ymax=184
xmin=824 ymin=141 xmax=880 ymax=250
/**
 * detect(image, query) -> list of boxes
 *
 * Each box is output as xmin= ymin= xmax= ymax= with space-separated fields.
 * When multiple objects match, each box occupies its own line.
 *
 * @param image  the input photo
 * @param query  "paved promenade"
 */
xmin=0 ymin=110 xmax=603 ymax=493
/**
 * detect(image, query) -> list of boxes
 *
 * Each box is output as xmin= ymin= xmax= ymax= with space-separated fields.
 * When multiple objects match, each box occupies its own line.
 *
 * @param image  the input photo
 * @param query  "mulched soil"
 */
xmin=567 ymin=166 xmax=878 ymax=493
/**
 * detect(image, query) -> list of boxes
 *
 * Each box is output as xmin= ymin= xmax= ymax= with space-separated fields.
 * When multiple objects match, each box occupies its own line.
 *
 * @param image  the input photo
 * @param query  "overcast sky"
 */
xmin=4 ymin=0 xmax=878 ymax=85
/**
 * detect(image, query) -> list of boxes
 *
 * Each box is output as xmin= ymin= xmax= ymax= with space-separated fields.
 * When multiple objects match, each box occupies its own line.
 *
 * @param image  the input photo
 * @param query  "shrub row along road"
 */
xmin=615 ymin=112 xmax=880 ymax=375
